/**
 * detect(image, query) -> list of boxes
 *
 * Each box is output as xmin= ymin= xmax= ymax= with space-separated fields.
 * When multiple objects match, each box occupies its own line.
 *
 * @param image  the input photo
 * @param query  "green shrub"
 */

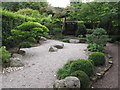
xmin=75 ymin=23 xmax=87 ymax=36
xmin=87 ymin=44 xmax=104 ymax=52
xmin=86 ymin=29 xmax=94 ymax=34
xmin=54 ymin=36 xmax=64 ymax=40
xmin=19 ymin=42 xmax=31 ymax=48
xmin=2 ymin=10 xmax=35 ymax=48
xmin=71 ymin=70 xmax=91 ymax=88
xmin=78 ymin=35 xmax=83 ymax=38
xmin=78 ymin=38 xmax=87 ymax=43
xmin=57 ymin=60 xmax=74 ymax=79
xmin=70 ymin=59 xmax=94 ymax=76
xmin=0 ymin=46 xmax=11 ymax=64
xmin=27 ymin=37 xmax=37 ymax=43
xmin=57 ymin=68 xmax=70 ymax=80
xmin=52 ymin=28 xmax=62 ymax=35
xmin=86 ymin=28 xmax=109 ymax=46
xmin=89 ymin=52 xmax=105 ymax=66
xmin=62 ymin=38 xmax=70 ymax=43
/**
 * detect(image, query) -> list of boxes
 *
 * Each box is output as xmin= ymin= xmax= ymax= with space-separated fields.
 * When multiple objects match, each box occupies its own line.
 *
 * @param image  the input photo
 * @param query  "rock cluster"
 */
xmin=49 ymin=44 xmax=64 ymax=52
xmin=53 ymin=76 xmax=80 ymax=88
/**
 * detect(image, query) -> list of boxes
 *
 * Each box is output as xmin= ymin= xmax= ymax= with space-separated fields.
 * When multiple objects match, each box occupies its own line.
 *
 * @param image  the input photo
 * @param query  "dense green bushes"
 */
xmin=70 ymin=59 xmax=94 ymax=76
xmin=57 ymin=59 xmax=94 ymax=79
xmin=2 ymin=10 xmax=35 ymax=48
xmin=56 ymin=59 xmax=94 ymax=88
xmin=7 ymin=22 xmax=49 ymax=49
xmin=89 ymin=52 xmax=105 ymax=66
xmin=75 ymin=23 xmax=87 ymax=36
xmin=0 ymin=46 xmax=11 ymax=64
xmin=87 ymin=44 xmax=104 ymax=52
xmin=86 ymin=28 xmax=109 ymax=52
xmin=62 ymin=38 xmax=70 ymax=43
xmin=71 ymin=70 xmax=91 ymax=88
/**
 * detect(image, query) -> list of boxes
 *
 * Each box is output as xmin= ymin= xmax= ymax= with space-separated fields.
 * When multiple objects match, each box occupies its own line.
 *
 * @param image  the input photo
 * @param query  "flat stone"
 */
xmin=69 ymin=39 xmax=80 ymax=43
xmin=10 ymin=58 xmax=24 ymax=67
xmin=53 ymin=44 xmax=64 ymax=49
xmin=108 ymin=60 xmax=113 ymax=64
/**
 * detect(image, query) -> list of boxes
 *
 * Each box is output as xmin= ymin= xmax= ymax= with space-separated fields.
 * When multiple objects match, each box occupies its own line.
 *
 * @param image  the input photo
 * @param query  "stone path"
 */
xmin=92 ymin=43 xmax=119 ymax=88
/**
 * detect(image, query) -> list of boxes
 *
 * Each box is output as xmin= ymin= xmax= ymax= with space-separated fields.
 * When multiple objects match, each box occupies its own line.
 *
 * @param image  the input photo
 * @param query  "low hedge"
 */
xmin=88 ymin=52 xmax=105 ymax=66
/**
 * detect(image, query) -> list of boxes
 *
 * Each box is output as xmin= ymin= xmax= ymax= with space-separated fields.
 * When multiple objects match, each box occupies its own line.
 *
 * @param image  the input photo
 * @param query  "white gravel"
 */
xmin=2 ymin=40 xmax=88 ymax=88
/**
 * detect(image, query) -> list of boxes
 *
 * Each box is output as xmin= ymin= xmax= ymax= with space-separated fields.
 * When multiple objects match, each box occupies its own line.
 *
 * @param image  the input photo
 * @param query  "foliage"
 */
xmin=2 ymin=10 xmax=35 ymax=48
xmin=87 ymin=44 xmax=105 ymax=52
xmin=70 ymin=59 xmax=94 ymax=76
xmin=51 ymin=28 xmax=62 ymax=35
xmin=78 ymin=35 xmax=83 ymax=38
xmin=2 ymin=2 xmax=48 ymax=11
xmin=86 ymin=28 xmax=109 ymax=45
xmin=0 ymin=46 xmax=11 ymax=64
xmin=54 ymin=36 xmax=64 ymax=40
xmin=56 ymin=60 xmax=74 ymax=79
xmin=27 ymin=37 xmax=37 ymax=43
xmin=86 ymin=28 xmax=109 ymax=52
xmin=88 ymin=52 xmax=105 ymax=66
xmin=78 ymin=38 xmax=87 ymax=43
xmin=7 ymin=22 xmax=49 ymax=49
xmin=71 ymin=70 xmax=91 ymax=88
xmin=19 ymin=42 xmax=31 ymax=48
xmin=75 ymin=23 xmax=87 ymax=36
xmin=62 ymin=38 xmax=70 ymax=43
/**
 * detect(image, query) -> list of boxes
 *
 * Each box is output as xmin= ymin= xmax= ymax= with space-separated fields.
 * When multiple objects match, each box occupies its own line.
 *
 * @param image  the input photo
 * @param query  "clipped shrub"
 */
xmin=0 ymin=46 xmax=11 ymax=64
xmin=89 ymin=52 xmax=105 ymax=66
xmin=75 ymin=23 xmax=87 ymax=36
xmin=78 ymin=38 xmax=87 ymax=43
xmin=2 ymin=10 xmax=35 ymax=48
xmin=62 ymin=38 xmax=70 ymax=43
xmin=70 ymin=59 xmax=94 ymax=76
xmin=71 ymin=70 xmax=91 ymax=88
xmin=19 ymin=42 xmax=31 ymax=48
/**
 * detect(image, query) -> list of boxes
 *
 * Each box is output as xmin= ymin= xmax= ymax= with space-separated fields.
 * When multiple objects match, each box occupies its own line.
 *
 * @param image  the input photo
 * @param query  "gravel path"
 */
xmin=2 ymin=40 xmax=88 ymax=88
xmin=92 ymin=43 xmax=119 ymax=88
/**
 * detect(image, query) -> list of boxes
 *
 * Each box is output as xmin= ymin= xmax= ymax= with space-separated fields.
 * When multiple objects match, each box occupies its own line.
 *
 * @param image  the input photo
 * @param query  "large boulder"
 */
xmin=53 ymin=44 xmax=64 ymax=49
xmin=53 ymin=76 xmax=80 ymax=88
xmin=49 ymin=46 xmax=58 ymax=52
xmin=69 ymin=39 xmax=79 ymax=43
xmin=10 ymin=58 xmax=24 ymax=67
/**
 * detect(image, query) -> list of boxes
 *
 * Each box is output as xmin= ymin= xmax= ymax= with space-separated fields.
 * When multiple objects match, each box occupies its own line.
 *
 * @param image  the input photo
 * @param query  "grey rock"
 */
xmin=12 ymin=53 xmax=22 ymax=59
xmin=18 ymin=50 xmax=26 ymax=55
xmin=10 ymin=58 xmax=24 ymax=67
xmin=64 ymin=76 xmax=80 ymax=88
xmin=108 ymin=60 xmax=113 ymax=64
xmin=53 ymin=80 xmax=65 ymax=88
xmin=53 ymin=44 xmax=64 ymax=49
xmin=53 ymin=76 xmax=80 ymax=88
xmin=49 ymin=46 xmax=58 ymax=52
xmin=69 ymin=39 xmax=80 ymax=43
xmin=40 ymin=36 xmax=47 ymax=41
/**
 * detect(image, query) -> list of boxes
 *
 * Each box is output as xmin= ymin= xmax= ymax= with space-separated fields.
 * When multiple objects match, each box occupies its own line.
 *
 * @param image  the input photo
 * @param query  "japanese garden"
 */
xmin=0 ymin=0 xmax=119 ymax=89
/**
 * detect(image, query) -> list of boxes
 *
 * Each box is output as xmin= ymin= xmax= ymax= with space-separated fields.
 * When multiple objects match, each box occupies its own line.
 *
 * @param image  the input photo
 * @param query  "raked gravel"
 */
xmin=2 ymin=40 xmax=88 ymax=88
